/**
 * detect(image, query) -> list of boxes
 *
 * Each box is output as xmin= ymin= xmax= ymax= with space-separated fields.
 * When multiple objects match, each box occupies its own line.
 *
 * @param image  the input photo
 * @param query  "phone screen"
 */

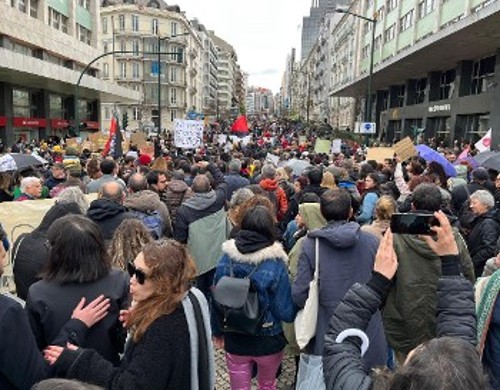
xmin=390 ymin=213 xmax=438 ymax=235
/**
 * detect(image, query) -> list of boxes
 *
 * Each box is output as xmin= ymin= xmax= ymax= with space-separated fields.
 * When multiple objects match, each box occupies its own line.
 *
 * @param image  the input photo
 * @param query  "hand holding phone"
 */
xmin=390 ymin=213 xmax=439 ymax=235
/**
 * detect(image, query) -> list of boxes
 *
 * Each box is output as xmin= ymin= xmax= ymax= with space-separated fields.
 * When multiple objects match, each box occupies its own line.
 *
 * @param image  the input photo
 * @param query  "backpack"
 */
xmin=132 ymin=210 xmax=164 ymax=239
xmin=212 ymin=259 xmax=265 ymax=335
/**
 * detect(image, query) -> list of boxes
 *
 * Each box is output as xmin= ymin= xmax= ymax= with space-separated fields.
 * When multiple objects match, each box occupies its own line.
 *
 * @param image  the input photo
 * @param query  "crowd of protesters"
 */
xmin=1 ymin=121 xmax=500 ymax=390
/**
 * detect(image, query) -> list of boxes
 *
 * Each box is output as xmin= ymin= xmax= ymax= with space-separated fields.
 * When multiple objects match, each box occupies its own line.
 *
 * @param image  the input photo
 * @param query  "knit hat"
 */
xmin=137 ymin=154 xmax=152 ymax=166
xmin=53 ymin=145 xmax=62 ymax=153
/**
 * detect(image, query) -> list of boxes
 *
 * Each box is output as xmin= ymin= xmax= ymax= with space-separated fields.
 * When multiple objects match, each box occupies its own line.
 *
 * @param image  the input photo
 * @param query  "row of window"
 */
xmin=102 ymin=62 xmax=180 ymax=82
xmin=10 ymin=0 xmax=38 ymax=18
xmin=102 ymin=15 xmax=179 ymax=36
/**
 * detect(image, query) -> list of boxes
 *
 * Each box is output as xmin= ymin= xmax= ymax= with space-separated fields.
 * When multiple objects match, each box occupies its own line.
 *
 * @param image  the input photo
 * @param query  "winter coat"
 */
xmin=259 ymin=179 xmax=288 ymax=221
xmin=323 ymin=274 xmax=477 ymax=390
xmin=383 ymin=223 xmax=475 ymax=354
xmin=356 ymin=190 xmax=379 ymax=225
xmin=292 ymin=221 xmax=387 ymax=369
xmin=213 ymin=240 xmax=296 ymax=356
xmin=466 ymin=209 xmax=500 ymax=277
xmin=13 ymin=202 xmax=82 ymax=301
xmin=163 ymin=179 xmax=193 ymax=221
xmin=224 ymin=173 xmax=250 ymax=201
xmin=173 ymin=163 xmax=227 ymax=244
xmin=87 ymin=198 xmax=137 ymax=242
xmin=26 ymin=269 xmax=130 ymax=366
xmin=124 ymin=190 xmax=172 ymax=238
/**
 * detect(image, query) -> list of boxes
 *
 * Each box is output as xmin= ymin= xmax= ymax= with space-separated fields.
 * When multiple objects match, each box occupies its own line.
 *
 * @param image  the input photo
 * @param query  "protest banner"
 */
xmin=174 ymin=119 xmax=204 ymax=149
xmin=366 ymin=147 xmax=395 ymax=163
xmin=331 ymin=139 xmax=342 ymax=154
xmin=314 ymin=139 xmax=332 ymax=154
xmin=393 ymin=137 xmax=417 ymax=162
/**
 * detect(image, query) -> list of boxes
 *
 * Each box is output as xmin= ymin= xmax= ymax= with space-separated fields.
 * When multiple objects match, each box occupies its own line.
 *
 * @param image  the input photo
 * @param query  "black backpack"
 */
xmin=212 ymin=259 xmax=265 ymax=335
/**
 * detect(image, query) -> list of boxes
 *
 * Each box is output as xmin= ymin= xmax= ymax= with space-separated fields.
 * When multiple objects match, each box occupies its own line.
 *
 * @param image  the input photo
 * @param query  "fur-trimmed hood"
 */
xmin=222 ymin=239 xmax=288 ymax=265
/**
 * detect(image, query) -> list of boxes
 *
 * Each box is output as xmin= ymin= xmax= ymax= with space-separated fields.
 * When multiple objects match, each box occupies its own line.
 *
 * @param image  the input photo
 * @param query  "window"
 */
xmin=152 ymin=19 xmax=158 ymax=35
xmin=170 ymin=67 xmax=177 ymax=82
xmin=133 ymin=107 xmax=141 ymax=120
xmin=119 ymin=14 xmax=125 ymax=31
xmin=102 ymin=17 xmax=108 ymax=34
xmin=170 ymin=88 xmax=177 ymax=104
xmin=104 ymin=106 xmax=111 ymax=119
xmin=414 ymin=78 xmax=427 ymax=104
xmin=120 ymin=62 xmax=127 ymax=78
xmin=386 ymin=0 xmax=397 ymax=12
xmin=132 ymin=40 xmax=139 ymax=55
xmin=103 ymin=63 xmax=109 ymax=77
xmin=49 ymin=94 xmax=65 ymax=118
xmin=364 ymin=21 xmax=373 ymax=35
xmin=439 ymin=70 xmax=455 ymax=100
xmin=376 ymin=6 xmax=385 ymax=20
xmin=79 ymin=0 xmax=90 ymax=10
xmin=48 ymin=7 xmax=68 ymax=33
xmin=384 ymin=24 xmax=396 ymax=42
xmin=170 ymin=109 xmax=177 ymax=122
xmin=400 ymin=9 xmax=414 ymax=32
xmin=418 ymin=0 xmax=435 ymax=18
xmin=132 ymin=63 xmax=140 ymax=78
xmin=470 ymin=56 xmax=496 ymax=95
xmin=132 ymin=15 xmax=139 ymax=31
xmin=171 ymin=21 xmax=178 ymax=36
xmin=18 ymin=0 xmax=26 ymax=12
xmin=78 ymin=24 xmax=91 ymax=45
xmin=13 ymin=89 xmax=37 ymax=117
xmin=362 ymin=44 xmax=370 ymax=59
xmin=374 ymin=35 xmax=382 ymax=50
xmin=29 ymin=0 xmax=38 ymax=18
xmin=120 ymin=40 xmax=126 ymax=52
xmin=103 ymin=41 xmax=108 ymax=53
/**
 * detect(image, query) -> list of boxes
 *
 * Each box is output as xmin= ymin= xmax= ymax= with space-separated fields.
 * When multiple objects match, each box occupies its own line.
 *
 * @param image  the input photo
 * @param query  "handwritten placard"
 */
xmin=314 ymin=139 xmax=332 ymax=154
xmin=393 ymin=137 xmax=416 ymax=162
xmin=366 ymin=147 xmax=395 ymax=163
xmin=174 ymin=119 xmax=204 ymax=149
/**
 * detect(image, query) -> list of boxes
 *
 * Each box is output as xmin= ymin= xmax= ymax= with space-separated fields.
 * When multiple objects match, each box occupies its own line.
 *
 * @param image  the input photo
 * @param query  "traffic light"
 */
xmin=122 ymin=112 xmax=129 ymax=129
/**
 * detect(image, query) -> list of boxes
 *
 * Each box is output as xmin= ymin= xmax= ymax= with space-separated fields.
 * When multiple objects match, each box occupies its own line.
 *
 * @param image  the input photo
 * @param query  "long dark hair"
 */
xmin=43 ymin=215 xmax=110 ymax=284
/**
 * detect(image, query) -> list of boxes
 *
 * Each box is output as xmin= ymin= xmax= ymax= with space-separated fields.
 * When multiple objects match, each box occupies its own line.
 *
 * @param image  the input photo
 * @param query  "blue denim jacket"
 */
xmin=212 ymin=240 xmax=297 ymax=337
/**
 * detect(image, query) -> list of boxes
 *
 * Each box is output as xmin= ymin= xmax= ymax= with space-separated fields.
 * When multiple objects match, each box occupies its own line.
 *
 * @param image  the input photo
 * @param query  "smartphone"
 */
xmin=390 ymin=213 xmax=439 ymax=235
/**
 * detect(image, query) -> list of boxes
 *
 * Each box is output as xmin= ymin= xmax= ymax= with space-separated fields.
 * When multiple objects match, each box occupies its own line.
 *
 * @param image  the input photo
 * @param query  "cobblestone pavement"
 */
xmin=215 ymin=347 xmax=297 ymax=389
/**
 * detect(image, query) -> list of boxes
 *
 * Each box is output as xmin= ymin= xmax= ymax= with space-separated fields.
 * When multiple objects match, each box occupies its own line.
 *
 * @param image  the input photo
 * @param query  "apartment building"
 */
xmin=0 ymin=0 xmax=139 ymax=144
xmin=100 ymin=0 xmax=202 ymax=133
xmin=331 ymin=0 xmax=500 ymax=146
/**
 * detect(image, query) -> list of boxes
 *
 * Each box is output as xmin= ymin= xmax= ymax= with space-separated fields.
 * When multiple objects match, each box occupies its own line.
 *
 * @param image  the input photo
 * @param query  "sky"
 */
xmin=177 ymin=0 xmax=312 ymax=94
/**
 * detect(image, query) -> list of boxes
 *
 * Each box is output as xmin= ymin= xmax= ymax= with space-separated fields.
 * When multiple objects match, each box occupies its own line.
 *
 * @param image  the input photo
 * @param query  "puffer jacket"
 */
xmin=466 ymin=208 xmax=500 ymax=277
xmin=123 ymin=190 xmax=172 ymax=237
xmin=383 ymin=223 xmax=475 ymax=354
xmin=292 ymin=221 xmax=386 ymax=369
xmin=323 ymin=273 xmax=476 ymax=390
xmin=163 ymin=179 xmax=193 ymax=221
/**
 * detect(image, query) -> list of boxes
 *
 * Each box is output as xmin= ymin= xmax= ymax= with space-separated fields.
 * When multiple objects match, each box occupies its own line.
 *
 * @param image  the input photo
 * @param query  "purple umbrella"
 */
xmin=416 ymin=145 xmax=457 ymax=177
xmin=455 ymin=156 xmax=479 ymax=169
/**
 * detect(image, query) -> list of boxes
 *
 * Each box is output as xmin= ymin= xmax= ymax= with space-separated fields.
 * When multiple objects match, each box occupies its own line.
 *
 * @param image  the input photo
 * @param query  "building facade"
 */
xmin=331 ymin=0 xmax=500 ymax=147
xmin=100 ymin=0 xmax=201 ymax=133
xmin=0 ymin=0 xmax=139 ymax=144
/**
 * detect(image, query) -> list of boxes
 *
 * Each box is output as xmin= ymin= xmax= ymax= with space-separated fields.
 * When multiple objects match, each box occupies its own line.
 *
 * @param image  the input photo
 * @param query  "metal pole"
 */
xmin=158 ymin=34 xmax=161 ymax=134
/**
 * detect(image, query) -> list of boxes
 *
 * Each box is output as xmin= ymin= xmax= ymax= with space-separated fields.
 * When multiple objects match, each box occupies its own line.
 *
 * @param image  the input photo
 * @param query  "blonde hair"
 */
xmin=150 ymin=157 xmax=168 ymax=172
xmin=375 ymin=195 xmax=397 ymax=221
xmin=276 ymin=167 xmax=289 ymax=181
xmin=108 ymin=219 xmax=153 ymax=270
xmin=321 ymin=171 xmax=338 ymax=190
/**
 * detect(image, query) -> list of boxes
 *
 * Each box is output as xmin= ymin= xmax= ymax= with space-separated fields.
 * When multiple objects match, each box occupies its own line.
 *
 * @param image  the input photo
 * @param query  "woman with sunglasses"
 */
xmin=44 ymin=239 xmax=214 ymax=390
xmin=25 ymin=215 xmax=130 ymax=366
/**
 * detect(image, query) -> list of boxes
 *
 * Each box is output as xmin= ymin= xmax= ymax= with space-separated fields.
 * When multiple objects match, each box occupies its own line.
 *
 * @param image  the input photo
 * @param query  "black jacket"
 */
xmin=54 ymin=305 xmax=192 ymax=390
xmin=26 ymin=269 xmax=130 ymax=366
xmin=87 ymin=198 xmax=136 ymax=242
xmin=173 ymin=164 xmax=227 ymax=244
xmin=323 ymin=264 xmax=476 ymax=390
xmin=467 ymin=209 xmax=500 ymax=277
xmin=224 ymin=173 xmax=250 ymax=201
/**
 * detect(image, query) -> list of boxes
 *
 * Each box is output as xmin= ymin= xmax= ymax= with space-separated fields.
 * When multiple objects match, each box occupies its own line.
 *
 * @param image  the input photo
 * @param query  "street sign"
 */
xmin=358 ymin=122 xmax=376 ymax=134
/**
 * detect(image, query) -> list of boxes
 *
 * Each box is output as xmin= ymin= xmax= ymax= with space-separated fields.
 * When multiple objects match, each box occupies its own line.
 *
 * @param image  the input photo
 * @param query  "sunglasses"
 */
xmin=127 ymin=262 xmax=148 ymax=285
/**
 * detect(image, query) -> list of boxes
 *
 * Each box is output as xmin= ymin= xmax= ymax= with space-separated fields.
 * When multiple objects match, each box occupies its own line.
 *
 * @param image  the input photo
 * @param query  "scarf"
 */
xmin=476 ymin=269 xmax=500 ymax=357
xmin=235 ymin=230 xmax=274 ymax=254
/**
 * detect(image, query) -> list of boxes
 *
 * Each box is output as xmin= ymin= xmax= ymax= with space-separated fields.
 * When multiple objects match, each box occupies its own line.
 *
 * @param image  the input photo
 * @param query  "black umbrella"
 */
xmin=0 ymin=153 xmax=47 ymax=172
xmin=481 ymin=153 xmax=500 ymax=171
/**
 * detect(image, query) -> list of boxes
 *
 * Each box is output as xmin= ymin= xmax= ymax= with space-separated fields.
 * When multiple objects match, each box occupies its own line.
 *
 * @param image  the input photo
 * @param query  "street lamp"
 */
xmin=157 ymin=33 xmax=189 ymax=134
xmin=336 ymin=8 xmax=377 ymax=141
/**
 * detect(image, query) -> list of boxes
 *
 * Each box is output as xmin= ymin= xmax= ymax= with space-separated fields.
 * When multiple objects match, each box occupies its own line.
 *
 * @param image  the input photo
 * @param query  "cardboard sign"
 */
xmin=174 ymin=119 xmax=204 ymax=149
xmin=139 ymin=142 xmax=155 ymax=158
xmin=131 ymin=132 xmax=147 ymax=148
xmin=366 ymin=147 xmax=395 ymax=163
xmin=393 ymin=137 xmax=417 ymax=162
xmin=314 ymin=139 xmax=332 ymax=154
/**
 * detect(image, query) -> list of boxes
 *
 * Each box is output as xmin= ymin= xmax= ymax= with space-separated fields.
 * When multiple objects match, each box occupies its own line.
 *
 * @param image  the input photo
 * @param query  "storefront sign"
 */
xmin=51 ymin=119 xmax=70 ymax=128
xmin=0 ymin=117 xmax=6 ymax=127
xmin=13 ymin=117 xmax=47 ymax=128
xmin=428 ymin=104 xmax=451 ymax=113
xmin=84 ymin=121 xmax=100 ymax=130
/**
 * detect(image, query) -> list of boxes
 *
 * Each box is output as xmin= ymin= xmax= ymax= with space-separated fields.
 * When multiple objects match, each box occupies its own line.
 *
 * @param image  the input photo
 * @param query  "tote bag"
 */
xmin=295 ymin=238 xmax=319 ymax=350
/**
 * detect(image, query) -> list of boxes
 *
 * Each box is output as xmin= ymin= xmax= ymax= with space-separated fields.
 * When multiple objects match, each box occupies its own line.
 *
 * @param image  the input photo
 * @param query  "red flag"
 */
xmin=102 ymin=113 xmax=118 ymax=157
xmin=231 ymin=115 xmax=249 ymax=134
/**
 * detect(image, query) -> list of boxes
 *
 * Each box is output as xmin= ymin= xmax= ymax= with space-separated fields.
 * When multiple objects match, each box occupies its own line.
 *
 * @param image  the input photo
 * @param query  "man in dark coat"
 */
xmin=292 ymin=189 xmax=386 ymax=370
xmin=224 ymin=159 xmax=250 ymax=201
xmin=87 ymin=182 xmax=135 ymax=243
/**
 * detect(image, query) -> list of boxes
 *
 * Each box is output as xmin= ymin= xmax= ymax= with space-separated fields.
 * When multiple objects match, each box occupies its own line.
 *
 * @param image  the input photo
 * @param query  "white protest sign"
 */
xmin=174 ymin=119 xmax=204 ymax=149
xmin=331 ymin=139 xmax=342 ymax=154
xmin=241 ymin=135 xmax=252 ymax=146
xmin=217 ymin=134 xmax=228 ymax=145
